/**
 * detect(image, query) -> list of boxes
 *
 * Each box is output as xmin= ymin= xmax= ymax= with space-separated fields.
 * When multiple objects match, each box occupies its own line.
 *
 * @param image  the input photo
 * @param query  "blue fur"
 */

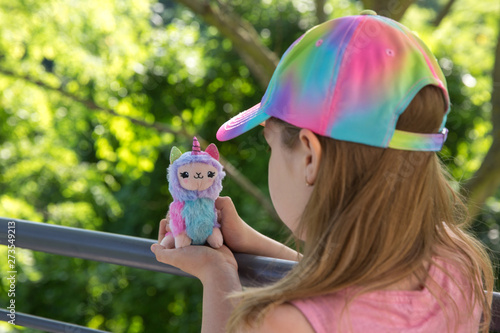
xmin=182 ymin=198 xmax=216 ymax=245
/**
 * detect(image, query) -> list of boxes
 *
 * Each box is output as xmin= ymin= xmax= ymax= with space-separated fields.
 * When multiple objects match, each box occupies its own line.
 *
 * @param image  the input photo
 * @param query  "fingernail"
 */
xmin=151 ymin=244 xmax=158 ymax=253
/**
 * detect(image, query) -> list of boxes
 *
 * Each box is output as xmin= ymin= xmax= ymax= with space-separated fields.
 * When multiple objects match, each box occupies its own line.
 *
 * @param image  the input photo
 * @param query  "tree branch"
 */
xmin=173 ymin=0 xmax=279 ymax=88
xmin=432 ymin=0 xmax=456 ymax=27
xmin=0 ymin=69 xmax=280 ymax=222
xmin=361 ymin=0 xmax=416 ymax=22
xmin=462 ymin=20 xmax=500 ymax=217
xmin=314 ymin=0 xmax=327 ymax=24
xmin=0 ymin=68 xmax=186 ymax=136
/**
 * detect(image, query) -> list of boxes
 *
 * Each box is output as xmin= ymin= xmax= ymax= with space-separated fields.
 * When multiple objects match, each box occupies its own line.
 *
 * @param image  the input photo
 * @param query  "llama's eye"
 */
xmin=180 ymin=171 xmax=189 ymax=179
xmin=207 ymin=171 xmax=216 ymax=178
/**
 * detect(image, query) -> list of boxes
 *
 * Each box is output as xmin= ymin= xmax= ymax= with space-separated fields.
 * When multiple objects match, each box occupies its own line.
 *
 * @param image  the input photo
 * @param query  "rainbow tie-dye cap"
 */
xmin=216 ymin=11 xmax=450 ymax=151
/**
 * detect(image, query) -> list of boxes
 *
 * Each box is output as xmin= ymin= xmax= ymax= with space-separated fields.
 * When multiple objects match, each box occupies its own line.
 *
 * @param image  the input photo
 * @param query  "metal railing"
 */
xmin=1 ymin=217 xmax=500 ymax=332
xmin=0 ymin=217 xmax=295 ymax=332
xmin=0 ymin=309 xmax=109 ymax=333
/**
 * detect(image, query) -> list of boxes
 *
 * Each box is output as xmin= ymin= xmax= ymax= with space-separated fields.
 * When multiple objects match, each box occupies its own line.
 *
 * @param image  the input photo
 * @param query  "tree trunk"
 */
xmin=315 ymin=0 xmax=327 ymax=24
xmin=462 ymin=20 xmax=500 ymax=217
xmin=432 ymin=0 xmax=456 ymax=27
xmin=361 ymin=0 xmax=416 ymax=22
xmin=174 ymin=0 xmax=279 ymax=88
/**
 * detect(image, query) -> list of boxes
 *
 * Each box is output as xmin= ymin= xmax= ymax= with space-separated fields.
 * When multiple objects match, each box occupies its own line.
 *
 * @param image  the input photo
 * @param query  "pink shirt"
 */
xmin=292 ymin=259 xmax=481 ymax=333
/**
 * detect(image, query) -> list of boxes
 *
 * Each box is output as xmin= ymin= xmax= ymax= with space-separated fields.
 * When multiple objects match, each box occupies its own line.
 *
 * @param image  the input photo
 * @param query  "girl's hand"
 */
xmin=151 ymin=242 xmax=238 ymax=283
xmin=215 ymin=196 xmax=254 ymax=254
xmin=153 ymin=214 xmax=242 ymax=333
xmin=216 ymin=196 xmax=301 ymax=261
xmin=154 ymin=213 xmax=238 ymax=282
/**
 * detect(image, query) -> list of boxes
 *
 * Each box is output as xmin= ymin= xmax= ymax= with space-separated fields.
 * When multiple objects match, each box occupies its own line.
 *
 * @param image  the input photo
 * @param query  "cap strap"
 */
xmin=388 ymin=128 xmax=448 ymax=151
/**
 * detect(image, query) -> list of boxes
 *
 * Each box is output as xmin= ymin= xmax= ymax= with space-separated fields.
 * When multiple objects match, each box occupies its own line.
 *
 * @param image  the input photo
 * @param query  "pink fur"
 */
xmin=169 ymin=200 xmax=186 ymax=236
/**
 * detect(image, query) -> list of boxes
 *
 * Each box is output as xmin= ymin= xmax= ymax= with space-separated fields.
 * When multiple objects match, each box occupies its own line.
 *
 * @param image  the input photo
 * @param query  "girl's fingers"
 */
xmin=158 ymin=218 xmax=167 ymax=243
xmin=215 ymin=196 xmax=233 ymax=211
xmin=151 ymin=244 xmax=201 ymax=269
xmin=151 ymin=243 xmax=170 ymax=262
xmin=160 ymin=232 xmax=175 ymax=248
xmin=158 ymin=213 xmax=172 ymax=243
xmin=151 ymin=244 xmax=192 ymax=273
xmin=215 ymin=196 xmax=239 ymax=224
xmin=150 ymin=243 xmax=237 ymax=279
xmin=151 ymin=244 xmax=182 ymax=267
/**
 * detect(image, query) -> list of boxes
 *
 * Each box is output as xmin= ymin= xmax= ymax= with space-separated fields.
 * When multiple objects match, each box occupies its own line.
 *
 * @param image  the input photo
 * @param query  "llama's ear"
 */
xmin=170 ymin=146 xmax=182 ymax=164
xmin=205 ymin=143 xmax=219 ymax=161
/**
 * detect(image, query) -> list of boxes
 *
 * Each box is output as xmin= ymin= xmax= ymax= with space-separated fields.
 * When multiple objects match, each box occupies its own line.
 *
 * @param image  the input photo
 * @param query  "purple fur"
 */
xmin=167 ymin=152 xmax=225 ymax=202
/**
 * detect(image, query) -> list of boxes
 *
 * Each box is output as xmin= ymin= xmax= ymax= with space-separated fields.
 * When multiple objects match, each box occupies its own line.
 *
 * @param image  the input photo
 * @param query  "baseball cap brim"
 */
xmin=216 ymin=103 xmax=270 ymax=141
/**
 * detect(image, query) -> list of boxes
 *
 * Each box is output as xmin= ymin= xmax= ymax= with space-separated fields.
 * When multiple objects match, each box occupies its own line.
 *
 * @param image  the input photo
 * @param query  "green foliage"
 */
xmin=0 ymin=0 xmax=499 ymax=332
xmin=402 ymin=1 xmax=500 ymax=254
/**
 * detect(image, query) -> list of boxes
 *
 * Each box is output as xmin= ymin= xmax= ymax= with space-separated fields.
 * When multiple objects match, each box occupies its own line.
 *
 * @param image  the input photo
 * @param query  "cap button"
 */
xmin=360 ymin=10 xmax=377 ymax=15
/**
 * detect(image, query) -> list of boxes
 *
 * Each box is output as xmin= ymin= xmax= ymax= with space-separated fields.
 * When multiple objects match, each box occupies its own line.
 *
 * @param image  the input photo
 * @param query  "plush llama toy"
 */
xmin=161 ymin=137 xmax=226 ymax=248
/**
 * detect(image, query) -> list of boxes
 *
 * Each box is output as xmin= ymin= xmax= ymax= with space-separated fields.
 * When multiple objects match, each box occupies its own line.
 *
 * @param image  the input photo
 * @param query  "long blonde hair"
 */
xmin=227 ymin=85 xmax=494 ymax=332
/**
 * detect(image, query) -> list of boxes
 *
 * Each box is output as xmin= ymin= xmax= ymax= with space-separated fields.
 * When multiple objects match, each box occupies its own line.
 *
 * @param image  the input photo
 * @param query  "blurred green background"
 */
xmin=0 ymin=0 xmax=499 ymax=332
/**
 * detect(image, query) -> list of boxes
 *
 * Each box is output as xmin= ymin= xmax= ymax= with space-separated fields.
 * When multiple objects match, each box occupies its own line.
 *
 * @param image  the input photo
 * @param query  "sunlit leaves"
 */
xmin=401 ymin=1 xmax=499 ymax=187
xmin=47 ymin=201 xmax=103 ymax=230
xmin=0 ymin=196 xmax=43 ymax=221
xmin=1 ymin=0 xmax=500 ymax=331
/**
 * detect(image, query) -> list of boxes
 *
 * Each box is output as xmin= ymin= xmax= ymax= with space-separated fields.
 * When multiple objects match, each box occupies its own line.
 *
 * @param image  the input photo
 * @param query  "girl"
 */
xmin=151 ymin=12 xmax=494 ymax=332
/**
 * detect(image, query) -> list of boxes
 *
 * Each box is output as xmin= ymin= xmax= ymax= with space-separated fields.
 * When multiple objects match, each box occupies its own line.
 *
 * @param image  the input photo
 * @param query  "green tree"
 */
xmin=0 ymin=0 xmax=499 ymax=332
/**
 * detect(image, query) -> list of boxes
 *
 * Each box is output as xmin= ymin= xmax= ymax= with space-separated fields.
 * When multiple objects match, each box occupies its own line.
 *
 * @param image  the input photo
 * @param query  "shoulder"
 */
xmin=248 ymin=303 xmax=314 ymax=333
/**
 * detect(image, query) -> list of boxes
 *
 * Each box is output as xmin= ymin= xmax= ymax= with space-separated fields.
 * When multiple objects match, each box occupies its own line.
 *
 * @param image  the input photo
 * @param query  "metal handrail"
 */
xmin=0 ymin=218 xmax=297 ymax=285
xmin=0 ymin=309 xmax=109 ymax=333
xmin=2 ymin=217 xmax=500 ymax=332
xmin=0 ymin=217 xmax=296 ymax=332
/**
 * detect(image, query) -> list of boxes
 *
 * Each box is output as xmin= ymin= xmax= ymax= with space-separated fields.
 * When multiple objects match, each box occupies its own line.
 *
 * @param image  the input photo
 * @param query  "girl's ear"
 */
xmin=298 ymin=129 xmax=322 ymax=186
xmin=205 ymin=143 xmax=220 ymax=161
xmin=170 ymin=146 xmax=182 ymax=164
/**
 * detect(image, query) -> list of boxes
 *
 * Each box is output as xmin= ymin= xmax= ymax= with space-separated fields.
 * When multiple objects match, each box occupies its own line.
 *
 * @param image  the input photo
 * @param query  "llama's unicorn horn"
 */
xmin=192 ymin=137 xmax=201 ymax=155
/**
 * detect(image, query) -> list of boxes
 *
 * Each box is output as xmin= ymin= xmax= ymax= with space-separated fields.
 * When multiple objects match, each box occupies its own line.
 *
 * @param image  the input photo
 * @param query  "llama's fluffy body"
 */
xmin=182 ymin=198 xmax=218 ymax=245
